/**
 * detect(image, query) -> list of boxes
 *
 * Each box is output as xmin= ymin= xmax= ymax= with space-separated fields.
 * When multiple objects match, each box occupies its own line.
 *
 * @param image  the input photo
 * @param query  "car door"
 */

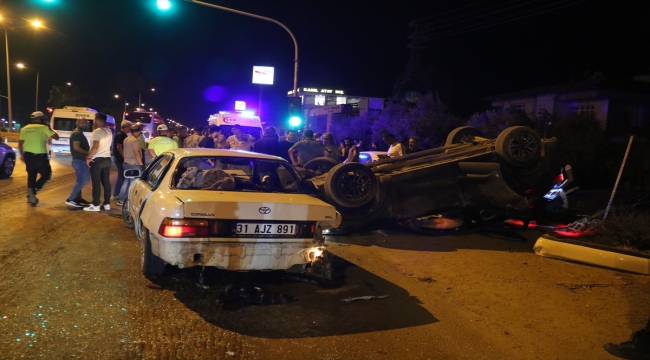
xmin=130 ymin=154 xmax=174 ymax=236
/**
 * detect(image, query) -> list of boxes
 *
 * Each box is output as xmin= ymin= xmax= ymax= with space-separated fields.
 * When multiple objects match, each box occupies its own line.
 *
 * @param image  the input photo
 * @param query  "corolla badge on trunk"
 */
xmin=259 ymin=207 xmax=271 ymax=214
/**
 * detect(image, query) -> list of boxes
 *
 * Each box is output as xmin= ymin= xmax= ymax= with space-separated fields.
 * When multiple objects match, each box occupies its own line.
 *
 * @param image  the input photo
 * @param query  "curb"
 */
xmin=533 ymin=234 xmax=650 ymax=275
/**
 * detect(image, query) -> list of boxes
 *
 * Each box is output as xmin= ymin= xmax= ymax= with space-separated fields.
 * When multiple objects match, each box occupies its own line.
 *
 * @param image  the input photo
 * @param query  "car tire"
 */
xmin=304 ymin=157 xmax=339 ymax=174
xmin=122 ymin=198 xmax=135 ymax=229
xmin=323 ymin=163 xmax=378 ymax=208
xmin=445 ymin=126 xmax=485 ymax=146
xmin=495 ymin=126 xmax=542 ymax=167
xmin=338 ymin=183 xmax=389 ymax=229
xmin=141 ymin=228 xmax=166 ymax=277
xmin=0 ymin=155 xmax=15 ymax=179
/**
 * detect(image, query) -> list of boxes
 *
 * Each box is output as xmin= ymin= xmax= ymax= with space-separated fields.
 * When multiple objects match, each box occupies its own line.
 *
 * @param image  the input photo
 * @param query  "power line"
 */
xmin=410 ymin=0 xmax=493 ymax=24
xmin=423 ymin=0 xmax=589 ymax=40
xmin=422 ymin=0 xmax=542 ymax=32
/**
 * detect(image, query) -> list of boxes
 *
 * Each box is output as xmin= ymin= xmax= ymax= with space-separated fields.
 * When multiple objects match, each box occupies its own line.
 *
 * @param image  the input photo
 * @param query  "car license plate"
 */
xmin=233 ymin=223 xmax=298 ymax=237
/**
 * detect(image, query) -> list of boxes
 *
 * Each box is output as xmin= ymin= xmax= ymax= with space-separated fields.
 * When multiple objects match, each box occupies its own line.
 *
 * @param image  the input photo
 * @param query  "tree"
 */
xmin=466 ymin=108 xmax=533 ymax=138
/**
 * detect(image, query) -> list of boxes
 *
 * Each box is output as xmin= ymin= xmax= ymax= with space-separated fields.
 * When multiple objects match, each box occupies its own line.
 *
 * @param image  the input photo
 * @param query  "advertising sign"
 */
xmin=252 ymin=66 xmax=274 ymax=85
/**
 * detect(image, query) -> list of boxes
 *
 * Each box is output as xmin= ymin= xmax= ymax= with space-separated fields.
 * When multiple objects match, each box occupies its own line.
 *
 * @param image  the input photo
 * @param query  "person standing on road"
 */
xmin=84 ymin=113 xmax=113 ymax=212
xmin=175 ymin=126 xmax=188 ymax=148
xmin=148 ymin=124 xmax=178 ymax=158
xmin=111 ymin=120 xmax=131 ymax=201
xmin=183 ymin=126 xmax=204 ymax=148
xmin=64 ymin=116 xmax=92 ymax=207
xmin=277 ymin=130 xmax=297 ymax=162
xmin=253 ymin=126 xmax=280 ymax=156
xmin=343 ymin=137 xmax=359 ymax=163
xmin=322 ymin=133 xmax=341 ymax=164
xmin=18 ymin=111 xmax=60 ymax=206
xmin=198 ymin=125 xmax=220 ymax=148
xmin=117 ymin=124 xmax=144 ymax=206
xmin=288 ymin=129 xmax=328 ymax=167
xmin=226 ymin=124 xmax=255 ymax=151
xmin=406 ymin=136 xmax=422 ymax=154
xmin=383 ymin=133 xmax=405 ymax=158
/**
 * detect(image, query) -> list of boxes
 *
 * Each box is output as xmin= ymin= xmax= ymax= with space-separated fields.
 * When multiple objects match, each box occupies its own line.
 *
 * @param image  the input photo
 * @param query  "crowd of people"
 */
xmin=17 ymin=111 xmax=423 ymax=210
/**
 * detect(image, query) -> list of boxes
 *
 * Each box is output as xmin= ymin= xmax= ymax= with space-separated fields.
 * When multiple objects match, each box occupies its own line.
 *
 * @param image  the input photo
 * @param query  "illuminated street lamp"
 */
xmin=138 ymin=88 xmax=155 ymax=108
xmin=160 ymin=1 xmax=299 ymax=97
xmin=17 ymin=63 xmax=40 ymax=111
xmin=0 ymin=16 xmax=44 ymax=131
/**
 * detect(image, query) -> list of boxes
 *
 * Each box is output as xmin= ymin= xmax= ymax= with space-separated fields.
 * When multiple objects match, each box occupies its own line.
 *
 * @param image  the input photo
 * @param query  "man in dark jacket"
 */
xmin=253 ymin=127 xmax=280 ymax=157
xmin=277 ymin=130 xmax=296 ymax=162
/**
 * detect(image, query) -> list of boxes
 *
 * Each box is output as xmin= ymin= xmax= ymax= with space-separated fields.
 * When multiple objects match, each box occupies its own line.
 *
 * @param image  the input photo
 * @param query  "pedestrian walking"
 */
xmin=18 ymin=111 xmax=60 ymax=206
xmin=84 ymin=113 xmax=113 ymax=212
xmin=111 ymin=120 xmax=131 ymax=200
xmin=117 ymin=123 xmax=145 ymax=206
xmin=64 ymin=116 xmax=91 ymax=207
xmin=383 ymin=132 xmax=405 ymax=158
xmin=226 ymin=124 xmax=255 ymax=151
xmin=278 ymin=130 xmax=297 ymax=162
xmin=322 ymin=133 xmax=341 ymax=163
xmin=253 ymin=126 xmax=280 ymax=156
xmin=148 ymin=124 xmax=178 ymax=158
xmin=288 ymin=129 xmax=328 ymax=166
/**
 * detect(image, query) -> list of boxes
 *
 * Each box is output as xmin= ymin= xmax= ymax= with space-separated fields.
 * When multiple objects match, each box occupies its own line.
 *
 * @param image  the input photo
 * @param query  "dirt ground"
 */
xmin=1 ymin=161 xmax=649 ymax=359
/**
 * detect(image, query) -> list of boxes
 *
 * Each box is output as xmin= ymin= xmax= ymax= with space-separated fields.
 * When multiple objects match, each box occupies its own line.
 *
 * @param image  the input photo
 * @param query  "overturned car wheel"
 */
xmin=445 ymin=126 xmax=485 ymax=145
xmin=495 ymin=126 xmax=542 ymax=167
xmin=304 ymin=156 xmax=339 ymax=175
xmin=324 ymin=163 xmax=378 ymax=208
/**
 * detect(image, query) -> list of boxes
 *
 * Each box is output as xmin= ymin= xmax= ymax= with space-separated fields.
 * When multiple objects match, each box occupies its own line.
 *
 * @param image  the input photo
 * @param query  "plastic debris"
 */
xmin=341 ymin=295 xmax=389 ymax=303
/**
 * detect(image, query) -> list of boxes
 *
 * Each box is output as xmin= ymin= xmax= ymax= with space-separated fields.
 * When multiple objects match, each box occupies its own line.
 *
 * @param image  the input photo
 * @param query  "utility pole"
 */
xmin=396 ymin=22 xmax=430 ymax=98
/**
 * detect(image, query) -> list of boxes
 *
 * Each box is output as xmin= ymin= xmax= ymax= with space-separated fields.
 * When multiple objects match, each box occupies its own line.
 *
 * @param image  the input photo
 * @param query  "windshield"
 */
xmin=172 ymin=156 xmax=307 ymax=193
xmin=124 ymin=112 xmax=153 ymax=123
xmin=219 ymin=125 xmax=263 ymax=141
xmin=52 ymin=117 xmax=94 ymax=132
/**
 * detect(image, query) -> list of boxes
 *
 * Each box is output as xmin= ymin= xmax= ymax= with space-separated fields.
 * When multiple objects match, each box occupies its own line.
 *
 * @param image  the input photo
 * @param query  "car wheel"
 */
xmin=338 ymin=183 xmax=389 ymax=230
xmin=495 ymin=126 xmax=542 ymax=167
xmin=304 ymin=157 xmax=339 ymax=174
xmin=122 ymin=198 xmax=135 ymax=229
xmin=0 ymin=155 xmax=15 ymax=179
xmin=324 ymin=163 xmax=378 ymax=208
xmin=445 ymin=126 xmax=485 ymax=146
xmin=141 ymin=228 xmax=166 ymax=277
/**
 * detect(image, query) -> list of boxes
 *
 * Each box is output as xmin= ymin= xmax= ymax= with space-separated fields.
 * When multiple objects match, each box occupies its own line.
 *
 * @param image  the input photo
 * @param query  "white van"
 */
xmin=207 ymin=112 xmax=263 ymax=141
xmin=50 ymin=107 xmax=116 ymax=155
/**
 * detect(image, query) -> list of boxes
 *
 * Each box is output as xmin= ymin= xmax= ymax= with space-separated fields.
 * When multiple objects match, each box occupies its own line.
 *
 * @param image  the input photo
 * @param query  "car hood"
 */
xmin=171 ymin=189 xmax=340 ymax=223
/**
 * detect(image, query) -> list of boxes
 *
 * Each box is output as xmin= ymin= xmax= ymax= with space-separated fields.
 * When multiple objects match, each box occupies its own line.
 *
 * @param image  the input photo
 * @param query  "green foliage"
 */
xmin=334 ymin=93 xmax=460 ymax=149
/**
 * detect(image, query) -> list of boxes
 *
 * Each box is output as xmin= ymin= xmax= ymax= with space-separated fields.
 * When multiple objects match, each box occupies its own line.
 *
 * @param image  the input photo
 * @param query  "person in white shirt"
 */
xmin=383 ymin=132 xmax=405 ymax=158
xmin=84 ymin=113 xmax=114 ymax=212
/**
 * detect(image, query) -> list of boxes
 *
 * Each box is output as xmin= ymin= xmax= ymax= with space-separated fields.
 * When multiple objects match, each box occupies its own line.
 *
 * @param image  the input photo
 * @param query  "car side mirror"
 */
xmin=124 ymin=169 xmax=142 ymax=178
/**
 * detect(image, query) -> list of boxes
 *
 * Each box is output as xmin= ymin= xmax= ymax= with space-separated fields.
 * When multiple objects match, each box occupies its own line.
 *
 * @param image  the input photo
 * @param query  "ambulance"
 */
xmin=50 ymin=106 xmax=115 ymax=155
xmin=207 ymin=112 xmax=263 ymax=141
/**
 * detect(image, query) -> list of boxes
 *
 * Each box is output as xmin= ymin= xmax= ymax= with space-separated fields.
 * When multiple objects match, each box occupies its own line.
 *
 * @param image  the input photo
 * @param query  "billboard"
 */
xmin=252 ymin=66 xmax=274 ymax=85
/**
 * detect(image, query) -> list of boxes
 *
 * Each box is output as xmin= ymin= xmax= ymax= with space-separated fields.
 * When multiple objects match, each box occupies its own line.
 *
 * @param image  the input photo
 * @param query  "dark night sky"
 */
xmin=1 ymin=0 xmax=649 ymax=129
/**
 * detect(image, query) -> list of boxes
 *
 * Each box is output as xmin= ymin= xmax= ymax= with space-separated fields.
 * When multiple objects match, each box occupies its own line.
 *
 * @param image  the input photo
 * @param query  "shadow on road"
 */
xmin=148 ymin=254 xmax=438 ymax=338
xmin=331 ymin=222 xmax=543 ymax=254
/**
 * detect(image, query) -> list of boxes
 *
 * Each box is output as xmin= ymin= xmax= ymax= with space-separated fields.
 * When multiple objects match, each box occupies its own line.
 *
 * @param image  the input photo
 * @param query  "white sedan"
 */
xmin=122 ymin=149 xmax=341 ymax=280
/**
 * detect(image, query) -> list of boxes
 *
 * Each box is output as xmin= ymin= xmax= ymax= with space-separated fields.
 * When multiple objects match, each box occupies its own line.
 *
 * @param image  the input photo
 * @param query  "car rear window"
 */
xmin=172 ymin=156 xmax=305 ymax=193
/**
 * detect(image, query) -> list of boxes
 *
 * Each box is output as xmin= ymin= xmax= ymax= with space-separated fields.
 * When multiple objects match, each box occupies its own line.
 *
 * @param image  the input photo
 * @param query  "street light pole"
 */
xmin=17 ymin=63 xmax=40 ymax=111
xmin=3 ymin=26 xmax=13 ymax=132
xmin=185 ymin=0 xmax=299 ymax=97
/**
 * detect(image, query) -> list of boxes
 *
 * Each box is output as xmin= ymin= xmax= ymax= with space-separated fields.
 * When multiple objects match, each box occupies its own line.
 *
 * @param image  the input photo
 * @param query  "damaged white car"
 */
xmin=121 ymin=149 xmax=341 ymax=280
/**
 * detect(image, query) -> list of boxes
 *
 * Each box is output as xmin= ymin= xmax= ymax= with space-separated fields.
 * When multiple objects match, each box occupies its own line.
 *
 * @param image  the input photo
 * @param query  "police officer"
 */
xmin=18 ymin=111 xmax=60 ymax=206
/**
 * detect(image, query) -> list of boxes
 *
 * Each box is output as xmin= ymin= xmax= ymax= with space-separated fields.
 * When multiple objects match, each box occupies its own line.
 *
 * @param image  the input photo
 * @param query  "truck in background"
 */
xmin=207 ymin=112 xmax=263 ymax=140
xmin=50 ymin=106 xmax=115 ymax=155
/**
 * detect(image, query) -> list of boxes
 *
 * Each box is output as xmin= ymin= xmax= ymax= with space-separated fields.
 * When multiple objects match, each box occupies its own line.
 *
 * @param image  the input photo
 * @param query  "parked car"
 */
xmin=307 ymin=126 xmax=560 ymax=232
xmin=0 ymin=143 xmax=16 ymax=179
xmin=359 ymin=151 xmax=388 ymax=164
xmin=121 ymin=149 xmax=341 ymax=280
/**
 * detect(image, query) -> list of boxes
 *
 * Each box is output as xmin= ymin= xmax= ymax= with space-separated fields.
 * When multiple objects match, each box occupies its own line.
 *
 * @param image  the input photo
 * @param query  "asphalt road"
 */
xmin=0 ymin=155 xmax=648 ymax=359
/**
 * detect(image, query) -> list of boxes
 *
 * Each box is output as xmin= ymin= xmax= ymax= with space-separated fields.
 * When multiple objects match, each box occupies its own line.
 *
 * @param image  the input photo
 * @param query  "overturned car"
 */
xmin=305 ymin=126 xmax=561 ymax=232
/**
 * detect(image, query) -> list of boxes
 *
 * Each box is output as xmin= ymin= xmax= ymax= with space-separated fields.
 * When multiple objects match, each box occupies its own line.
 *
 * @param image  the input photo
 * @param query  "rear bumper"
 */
xmin=150 ymin=233 xmax=321 ymax=271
